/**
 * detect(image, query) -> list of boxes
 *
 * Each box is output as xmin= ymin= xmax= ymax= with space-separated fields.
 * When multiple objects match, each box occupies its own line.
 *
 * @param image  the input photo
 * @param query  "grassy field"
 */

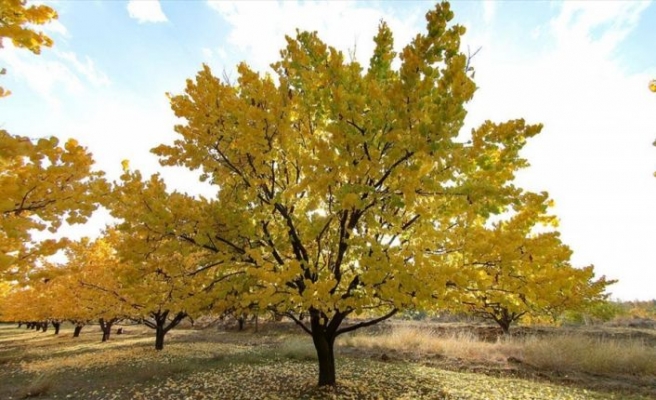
xmin=1 ymin=321 xmax=655 ymax=399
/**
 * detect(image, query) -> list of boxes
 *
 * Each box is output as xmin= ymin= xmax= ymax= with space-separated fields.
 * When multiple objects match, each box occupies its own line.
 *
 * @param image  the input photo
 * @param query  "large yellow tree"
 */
xmin=150 ymin=2 xmax=542 ymax=386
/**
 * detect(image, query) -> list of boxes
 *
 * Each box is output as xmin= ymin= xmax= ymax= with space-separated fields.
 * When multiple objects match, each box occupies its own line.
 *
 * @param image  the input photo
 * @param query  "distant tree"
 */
xmin=108 ymin=172 xmax=243 ymax=350
xmin=445 ymin=191 xmax=614 ymax=334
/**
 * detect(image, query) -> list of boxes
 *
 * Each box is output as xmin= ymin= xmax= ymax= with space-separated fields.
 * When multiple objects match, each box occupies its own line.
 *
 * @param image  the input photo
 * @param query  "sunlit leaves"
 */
xmin=0 ymin=131 xmax=106 ymax=276
xmin=444 ymin=191 xmax=614 ymax=332
xmin=0 ymin=0 xmax=58 ymax=96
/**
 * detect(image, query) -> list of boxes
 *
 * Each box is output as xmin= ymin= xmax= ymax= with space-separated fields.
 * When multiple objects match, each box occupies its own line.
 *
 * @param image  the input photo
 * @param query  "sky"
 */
xmin=1 ymin=0 xmax=655 ymax=300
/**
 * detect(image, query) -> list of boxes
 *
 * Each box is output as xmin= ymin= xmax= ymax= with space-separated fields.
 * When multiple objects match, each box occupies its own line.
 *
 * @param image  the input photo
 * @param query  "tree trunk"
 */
xmin=26 ymin=322 xmax=33 ymax=329
xmin=494 ymin=312 xmax=513 ymax=335
xmin=145 ymin=310 xmax=187 ymax=351
xmin=155 ymin=326 xmax=165 ymax=351
xmin=499 ymin=321 xmax=511 ymax=335
xmin=73 ymin=325 xmax=83 ymax=337
xmin=238 ymin=317 xmax=245 ymax=331
xmin=99 ymin=318 xmax=114 ymax=342
xmin=41 ymin=322 xmax=48 ymax=332
xmin=310 ymin=312 xmax=337 ymax=386
xmin=18 ymin=322 xmax=23 ymax=328
xmin=52 ymin=321 xmax=61 ymax=335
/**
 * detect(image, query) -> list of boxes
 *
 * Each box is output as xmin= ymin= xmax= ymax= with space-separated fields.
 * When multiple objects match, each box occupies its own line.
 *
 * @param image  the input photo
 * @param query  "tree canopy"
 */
xmin=145 ymin=2 xmax=547 ymax=385
xmin=0 ymin=132 xmax=106 ymax=278
xmin=0 ymin=1 xmax=618 ymax=388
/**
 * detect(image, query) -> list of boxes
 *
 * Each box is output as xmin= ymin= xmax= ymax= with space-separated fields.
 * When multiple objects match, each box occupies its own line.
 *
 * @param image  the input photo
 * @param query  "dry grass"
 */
xmin=519 ymin=334 xmax=656 ymax=376
xmin=2 ymin=323 xmax=654 ymax=399
xmin=340 ymin=326 xmax=513 ymax=363
xmin=339 ymin=325 xmax=656 ymax=377
xmin=275 ymin=336 xmax=317 ymax=361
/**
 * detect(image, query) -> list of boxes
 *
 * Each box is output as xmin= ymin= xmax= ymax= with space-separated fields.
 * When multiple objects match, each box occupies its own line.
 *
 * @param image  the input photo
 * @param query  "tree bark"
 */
xmin=73 ymin=324 xmax=83 ymax=338
xmin=52 ymin=321 xmax=61 ymax=335
xmin=155 ymin=326 xmax=165 ymax=350
xmin=238 ymin=316 xmax=245 ymax=331
xmin=309 ymin=311 xmax=337 ymax=386
xmin=312 ymin=329 xmax=336 ymax=386
xmin=99 ymin=318 xmax=115 ymax=342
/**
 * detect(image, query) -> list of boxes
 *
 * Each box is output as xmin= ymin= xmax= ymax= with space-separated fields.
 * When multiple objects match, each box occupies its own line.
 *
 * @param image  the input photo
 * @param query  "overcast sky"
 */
xmin=1 ymin=1 xmax=655 ymax=300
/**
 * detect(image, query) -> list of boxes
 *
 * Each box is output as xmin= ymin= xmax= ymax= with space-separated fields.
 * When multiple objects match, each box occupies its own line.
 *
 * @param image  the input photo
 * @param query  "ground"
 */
xmin=0 ymin=320 xmax=654 ymax=399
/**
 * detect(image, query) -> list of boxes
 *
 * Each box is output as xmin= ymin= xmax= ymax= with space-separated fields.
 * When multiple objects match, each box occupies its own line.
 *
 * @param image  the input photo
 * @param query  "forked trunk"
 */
xmin=99 ymin=318 xmax=114 ymax=342
xmin=144 ymin=310 xmax=188 ymax=351
xmin=289 ymin=308 xmax=397 ymax=387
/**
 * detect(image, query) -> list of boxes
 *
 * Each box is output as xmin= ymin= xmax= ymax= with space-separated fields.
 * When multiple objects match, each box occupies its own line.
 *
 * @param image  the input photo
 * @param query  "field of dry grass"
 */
xmin=1 ymin=321 xmax=655 ymax=399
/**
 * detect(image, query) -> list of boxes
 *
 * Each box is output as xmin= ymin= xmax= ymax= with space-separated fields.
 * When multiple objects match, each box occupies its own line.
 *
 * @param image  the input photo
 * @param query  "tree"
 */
xmin=108 ymin=171 xmax=243 ymax=350
xmin=444 ymin=191 xmax=613 ymax=334
xmin=0 ymin=0 xmax=58 ymax=97
xmin=149 ymin=2 xmax=542 ymax=386
xmin=0 ymin=132 xmax=106 ymax=278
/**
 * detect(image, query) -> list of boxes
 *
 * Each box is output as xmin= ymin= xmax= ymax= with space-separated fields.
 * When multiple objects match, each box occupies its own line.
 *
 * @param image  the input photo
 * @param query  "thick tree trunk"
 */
xmin=26 ymin=322 xmax=33 ymax=329
xmin=73 ymin=325 xmax=83 ymax=337
xmin=312 ymin=330 xmax=336 ymax=386
xmin=309 ymin=312 xmax=337 ymax=386
xmin=238 ymin=317 xmax=245 ymax=331
xmin=41 ymin=322 xmax=48 ymax=332
xmin=52 ymin=322 xmax=61 ymax=335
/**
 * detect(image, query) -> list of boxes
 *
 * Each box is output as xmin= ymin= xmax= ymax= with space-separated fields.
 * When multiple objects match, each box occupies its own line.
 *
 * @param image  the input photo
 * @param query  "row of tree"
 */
xmin=1 ymin=1 xmax=613 ymax=386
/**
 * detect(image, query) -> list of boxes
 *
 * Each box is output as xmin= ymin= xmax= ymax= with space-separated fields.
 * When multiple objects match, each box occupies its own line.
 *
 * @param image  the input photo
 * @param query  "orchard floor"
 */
xmin=1 ymin=321 xmax=655 ymax=400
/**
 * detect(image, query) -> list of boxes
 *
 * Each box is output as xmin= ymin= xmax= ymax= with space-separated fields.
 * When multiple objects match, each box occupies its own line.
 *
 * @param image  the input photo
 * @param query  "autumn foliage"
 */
xmin=0 ymin=0 xmax=58 ymax=96
xmin=0 ymin=1 xmax=616 ymax=389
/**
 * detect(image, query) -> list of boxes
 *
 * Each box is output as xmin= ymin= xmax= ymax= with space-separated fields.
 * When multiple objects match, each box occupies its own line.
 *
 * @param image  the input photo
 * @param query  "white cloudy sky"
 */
xmin=1 ymin=1 xmax=655 ymax=300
